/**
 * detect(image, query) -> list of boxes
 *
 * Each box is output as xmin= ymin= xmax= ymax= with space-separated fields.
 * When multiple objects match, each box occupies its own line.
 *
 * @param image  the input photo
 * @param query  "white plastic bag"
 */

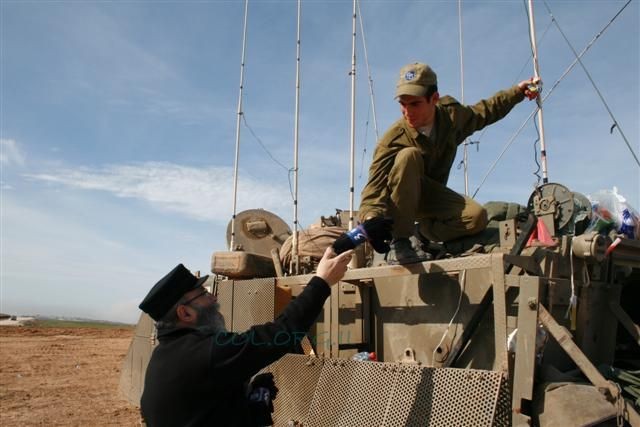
xmin=587 ymin=187 xmax=640 ymax=239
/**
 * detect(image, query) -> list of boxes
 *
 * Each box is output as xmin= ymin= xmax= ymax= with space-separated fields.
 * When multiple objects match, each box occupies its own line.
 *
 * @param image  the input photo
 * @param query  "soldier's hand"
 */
xmin=316 ymin=247 xmax=353 ymax=286
xmin=361 ymin=217 xmax=393 ymax=254
xmin=518 ymin=77 xmax=541 ymax=100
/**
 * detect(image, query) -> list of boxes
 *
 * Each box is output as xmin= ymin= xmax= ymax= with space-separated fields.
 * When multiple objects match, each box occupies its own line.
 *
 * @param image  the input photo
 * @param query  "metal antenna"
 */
xmin=357 ymin=0 xmax=379 ymax=142
xmin=458 ymin=0 xmax=469 ymax=195
xmin=527 ymin=0 xmax=550 ymax=183
xmin=291 ymin=0 xmax=302 ymax=274
xmin=229 ymin=0 xmax=249 ymax=251
xmin=349 ymin=0 xmax=357 ymax=231
xmin=230 ymin=0 xmax=249 ymax=251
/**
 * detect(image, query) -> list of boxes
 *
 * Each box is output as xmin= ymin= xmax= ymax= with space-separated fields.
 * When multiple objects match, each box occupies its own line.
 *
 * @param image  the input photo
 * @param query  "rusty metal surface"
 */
xmin=304 ymin=359 xmax=503 ymax=427
xmin=231 ymin=278 xmax=275 ymax=332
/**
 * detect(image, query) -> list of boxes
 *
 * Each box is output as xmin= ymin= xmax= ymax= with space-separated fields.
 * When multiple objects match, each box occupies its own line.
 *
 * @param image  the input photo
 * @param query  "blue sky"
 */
xmin=1 ymin=0 xmax=638 ymax=323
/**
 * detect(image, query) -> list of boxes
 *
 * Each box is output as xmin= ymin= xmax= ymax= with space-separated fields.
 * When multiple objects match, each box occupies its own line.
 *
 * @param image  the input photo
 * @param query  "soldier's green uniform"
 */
xmin=359 ymin=85 xmax=525 ymax=242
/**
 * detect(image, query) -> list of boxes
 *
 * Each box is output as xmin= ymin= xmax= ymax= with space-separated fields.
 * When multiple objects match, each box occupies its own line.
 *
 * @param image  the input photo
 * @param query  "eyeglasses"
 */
xmin=180 ymin=288 xmax=212 ymax=306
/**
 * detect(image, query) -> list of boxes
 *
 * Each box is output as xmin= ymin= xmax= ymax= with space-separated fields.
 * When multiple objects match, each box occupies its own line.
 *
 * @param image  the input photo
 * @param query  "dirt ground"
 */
xmin=0 ymin=326 xmax=141 ymax=426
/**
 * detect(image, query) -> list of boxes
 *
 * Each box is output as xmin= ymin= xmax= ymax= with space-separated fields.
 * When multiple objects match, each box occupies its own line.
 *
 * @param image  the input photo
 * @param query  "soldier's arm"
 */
xmin=448 ymin=85 xmax=526 ymax=142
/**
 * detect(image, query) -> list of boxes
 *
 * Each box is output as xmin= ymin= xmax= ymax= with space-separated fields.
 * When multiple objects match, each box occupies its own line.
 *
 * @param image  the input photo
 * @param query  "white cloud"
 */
xmin=0 ymin=139 xmax=25 ymax=167
xmin=1 ymin=193 xmax=219 ymax=322
xmin=25 ymin=162 xmax=289 ymax=222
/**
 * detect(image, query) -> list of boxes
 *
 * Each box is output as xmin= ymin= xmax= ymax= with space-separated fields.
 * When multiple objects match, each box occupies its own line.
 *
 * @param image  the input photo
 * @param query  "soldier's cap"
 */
xmin=139 ymin=264 xmax=209 ymax=321
xmin=395 ymin=63 xmax=438 ymax=98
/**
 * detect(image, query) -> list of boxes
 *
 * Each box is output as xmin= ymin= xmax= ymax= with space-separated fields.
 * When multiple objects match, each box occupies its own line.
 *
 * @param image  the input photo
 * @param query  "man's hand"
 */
xmin=316 ymin=247 xmax=353 ymax=286
xmin=518 ymin=77 xmax=542 ymax=100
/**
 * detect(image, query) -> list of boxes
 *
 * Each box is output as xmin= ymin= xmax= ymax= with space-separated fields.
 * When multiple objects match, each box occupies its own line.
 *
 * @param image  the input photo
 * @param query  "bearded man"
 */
xmin=138 ymin=247 xmax=353 ymax=427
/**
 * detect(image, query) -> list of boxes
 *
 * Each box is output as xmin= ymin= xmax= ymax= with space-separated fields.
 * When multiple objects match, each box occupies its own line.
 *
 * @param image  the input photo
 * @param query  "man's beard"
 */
xmin=193 ymin=303 xmax=227 ymax=333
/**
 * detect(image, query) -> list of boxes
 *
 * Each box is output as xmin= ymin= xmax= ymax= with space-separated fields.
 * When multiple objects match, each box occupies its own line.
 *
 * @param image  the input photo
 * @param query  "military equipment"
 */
xmin=120 ymin=183 xmax=640 ymax=426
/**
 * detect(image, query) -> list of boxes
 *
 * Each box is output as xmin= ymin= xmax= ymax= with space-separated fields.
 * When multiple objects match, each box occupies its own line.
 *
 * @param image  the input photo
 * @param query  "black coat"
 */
xmin=141 ymin=276 xmax=330 ymax=427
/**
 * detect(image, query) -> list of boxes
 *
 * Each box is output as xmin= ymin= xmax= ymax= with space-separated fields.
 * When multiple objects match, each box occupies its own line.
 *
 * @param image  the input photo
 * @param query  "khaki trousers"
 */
xmin=388 ymin=147 xmax=488 ymax=242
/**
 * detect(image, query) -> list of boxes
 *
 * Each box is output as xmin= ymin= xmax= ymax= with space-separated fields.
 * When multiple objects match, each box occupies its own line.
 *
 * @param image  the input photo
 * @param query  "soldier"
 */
xmin=359 ymin=62 xmax=540 ymax=264
xmin=138 ymin=247 xmax=353 ymax=427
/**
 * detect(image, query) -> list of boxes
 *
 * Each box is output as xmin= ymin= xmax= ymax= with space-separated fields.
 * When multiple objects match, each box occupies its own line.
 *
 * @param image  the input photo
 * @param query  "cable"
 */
xmin=241 ymin=113 xmax=296 ymax=204
xmin=359 ymin=101 xmax=371 ymax=180
xmin=459 ymin=18 xmax=553 ymax=169
xmin=432 ymin=270 xmax=466 ymax=366
xmin=472 ymin=0 xmax=633 ymax=198
xmin=532 ymin=116 xmax=542 ymax=187
xmin=542 ymin=0 xmax=639 ymax=168
xmin=356 ymin=0 xmax=379 ymax=183
xmin=241 ymin=114 xmax=290 ymax=172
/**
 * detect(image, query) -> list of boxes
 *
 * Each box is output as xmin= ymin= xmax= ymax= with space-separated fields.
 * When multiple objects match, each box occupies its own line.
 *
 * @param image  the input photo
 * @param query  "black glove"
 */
xmin=247 ymin=373 xmax=278 ymax=426
xmin=332 ymin=217 xmax=393 ymax=254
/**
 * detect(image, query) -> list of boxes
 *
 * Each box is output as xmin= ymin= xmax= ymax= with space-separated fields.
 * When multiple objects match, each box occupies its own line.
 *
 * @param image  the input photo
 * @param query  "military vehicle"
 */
xmin=120 ymin=182 xmax=640 ymax=426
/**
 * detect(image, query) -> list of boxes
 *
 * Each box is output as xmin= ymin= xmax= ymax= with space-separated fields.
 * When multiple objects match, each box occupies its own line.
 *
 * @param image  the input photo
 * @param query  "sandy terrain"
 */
xmin=0 ymin=326 xmax=141 ymax=426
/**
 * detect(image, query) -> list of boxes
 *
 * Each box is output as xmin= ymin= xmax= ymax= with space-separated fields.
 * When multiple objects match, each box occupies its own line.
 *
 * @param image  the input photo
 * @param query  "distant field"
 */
xmin=0 ymin=324 xmax=139 ymax=426
xmin=28 ymin=318 xmax=134 ymax=329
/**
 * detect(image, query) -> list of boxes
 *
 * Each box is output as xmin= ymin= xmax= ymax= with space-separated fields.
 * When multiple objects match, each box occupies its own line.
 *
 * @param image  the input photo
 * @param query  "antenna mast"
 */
xmin=291 ymin=0 xmax=302 ymax=274
xmin=527 ymin=0 xmax=550 ymax=183
xmin=457 ymin=0 xmax=470 ymax=195
xmin=349 ymin=0 xmax=357 ymax=230
xmin=357 ymin=0 xmax=379 ymax=141
xmin=229 ymin=0 xmax=249 ymax=251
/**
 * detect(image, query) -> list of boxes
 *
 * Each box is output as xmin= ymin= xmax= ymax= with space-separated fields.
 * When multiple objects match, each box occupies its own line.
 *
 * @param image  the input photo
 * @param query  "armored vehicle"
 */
xmin=120 ymin=183 xmax=640 ymax=426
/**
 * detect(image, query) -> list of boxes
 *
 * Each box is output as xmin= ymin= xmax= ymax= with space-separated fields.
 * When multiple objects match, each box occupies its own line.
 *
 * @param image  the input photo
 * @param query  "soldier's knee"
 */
xmin=395 ymin=147 xmax=422 ymax=164
xmin=467 ymin=206 xmax=488 ymax=234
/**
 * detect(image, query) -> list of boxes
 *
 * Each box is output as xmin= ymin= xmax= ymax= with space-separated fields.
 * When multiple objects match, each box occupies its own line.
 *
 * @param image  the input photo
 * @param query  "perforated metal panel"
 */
xmin=306 ymin=359 xmax=397 ymax=426
xmin=261 ymin=354 xmax=325 ymax=426
xmin=305 ymin=360 xmax=504 ymax=427
xmin=216 ymin=280 xmax=234 ymax=332
xmin=493 ymin=374 xmax=512 ymax=426
xmin=231 ymin=278 xmax=275 ymax=332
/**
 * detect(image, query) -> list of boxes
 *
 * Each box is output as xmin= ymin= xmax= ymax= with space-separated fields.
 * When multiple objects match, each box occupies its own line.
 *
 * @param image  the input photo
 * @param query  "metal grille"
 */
xmin=306 ymin=359 xmax=397 ymax=426
xmin=231 ymin=278 xmax=275 ymax=332
xmin=492 ymin=373 xmax=512 ymax=426
xmin=261 ymin=354 xmax=325 ymax=426
xmin=216 ymin=280 xmax=234 ymax=332
xmin=305 ymin=360 xmax=504 ymax=427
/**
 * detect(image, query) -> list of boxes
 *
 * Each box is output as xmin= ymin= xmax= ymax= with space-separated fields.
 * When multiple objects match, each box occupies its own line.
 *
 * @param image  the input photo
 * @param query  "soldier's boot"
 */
xmin=386 ymin=237 xmax=430 ymax=265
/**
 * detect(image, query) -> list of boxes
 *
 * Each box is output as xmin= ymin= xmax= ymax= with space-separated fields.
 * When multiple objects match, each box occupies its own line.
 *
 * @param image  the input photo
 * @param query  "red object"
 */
xmin=526 ymin=218 xmax=556 ymax=247
xmin=368 ymin=352 xmax=377 ymax=361
xmin=605 ymin=237 xmax=622 ymax=258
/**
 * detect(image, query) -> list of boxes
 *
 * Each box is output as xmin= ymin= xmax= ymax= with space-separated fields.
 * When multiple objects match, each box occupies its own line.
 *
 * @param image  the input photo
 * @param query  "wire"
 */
xmin=461 ymin=18 xmax=553 ymax=165
xmin=359 ymin=101 xmax=371 ymax=180
xmin=241 ymin=114 xmax=290 ymax=172
xmin=532 ymin=119 xmax=542 ymax=187
xmin=356 ymin=0 xmax=379 ymax=183
xmin=472 ymin=0 xmax=634 ymax=198
xmin=542 ymin=0 xmax=639 ymax=168
xmin=241 ymin=113 xmax=296 ymax=204
xmin=432 ymin=270 xmax=466 ymax=366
